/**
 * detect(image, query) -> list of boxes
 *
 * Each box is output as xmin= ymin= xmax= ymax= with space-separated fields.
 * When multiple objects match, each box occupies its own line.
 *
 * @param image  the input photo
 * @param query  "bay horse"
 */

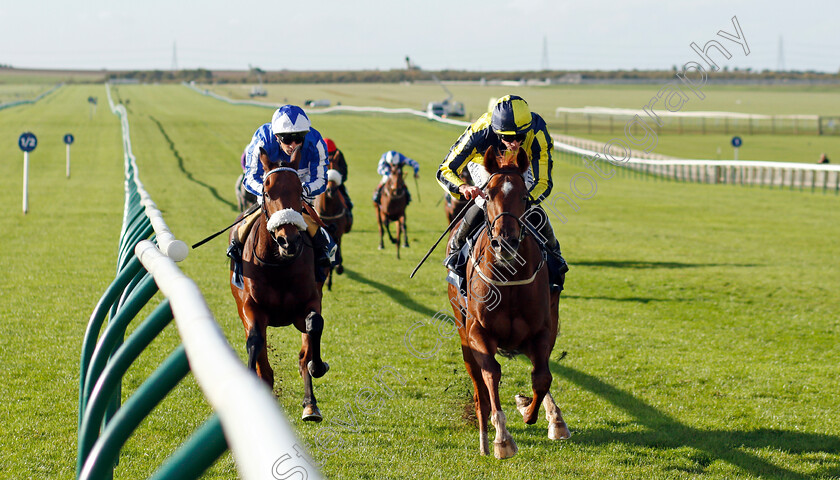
xmin=230 ymin=148 xmax=330 ymax=421
xmin=375 ymin=163 xmax=409 ymax=258
xmin=445 ymin=167 xmax=473 ymax=224
xmin=315 ymin=168 xmax=351 ymax=290
xmin=447 ymin=146 xmax=570 ymax=458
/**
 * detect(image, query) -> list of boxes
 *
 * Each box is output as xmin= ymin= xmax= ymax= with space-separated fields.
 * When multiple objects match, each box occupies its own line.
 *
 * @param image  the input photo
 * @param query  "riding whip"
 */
xmin=409 ymin=197 xmax=474 ymax=279
xmin=414 ymin=175 xmax=421 ymax=202
xmin=191 ymin=203 xmax=260 ymax=249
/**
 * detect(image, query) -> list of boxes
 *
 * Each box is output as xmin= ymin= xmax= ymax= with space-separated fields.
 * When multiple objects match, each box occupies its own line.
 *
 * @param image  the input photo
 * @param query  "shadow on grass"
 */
xmin=149 ymin=115 xmax=237 ymax=211
xmin=553 ymin=363 xmax=840 ymax=479
xmin=343 ymin=268 xmax=437 ymax=318
xmin=562 ymin=295 xmax=685 ymax=304
xmin=573 ymin=260 xmax=760 ymax=269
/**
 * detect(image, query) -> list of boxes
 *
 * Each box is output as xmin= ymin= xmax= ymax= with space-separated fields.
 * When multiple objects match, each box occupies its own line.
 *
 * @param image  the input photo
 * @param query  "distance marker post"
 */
xmin=18 ymin=132 xmax=38 ymax=214
xmin=64 ymin=133 xmax=75 ymax=178
xmin=731 ymin=136 xmax=742 ymax=161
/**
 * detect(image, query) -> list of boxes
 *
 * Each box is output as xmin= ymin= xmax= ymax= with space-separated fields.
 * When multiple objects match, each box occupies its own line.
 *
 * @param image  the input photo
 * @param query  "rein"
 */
xmin=255 ymin=165 xmax=307 ymax=266
xmin=319 ymin=207 xmax=347 ymax=221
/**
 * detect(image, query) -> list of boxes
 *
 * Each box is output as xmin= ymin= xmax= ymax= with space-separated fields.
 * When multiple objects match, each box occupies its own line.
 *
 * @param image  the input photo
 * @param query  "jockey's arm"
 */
xmin=437 ymin=122 xmax=485 ymax=199
xmin=527 ymin=123 xmax=554 ymax=204
xmin=301 ymin=148 xmax=328 ymax=199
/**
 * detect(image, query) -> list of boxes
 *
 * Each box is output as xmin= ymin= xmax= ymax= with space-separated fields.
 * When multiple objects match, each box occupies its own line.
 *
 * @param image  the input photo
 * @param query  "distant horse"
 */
xmin=315 ymin=168 xmax=351 ymax=290
xmin=235 ymin=173 xmax=257 ymax=212
xmin=375 ymin=163 xmax=409 ymax=258
xmin=444 ymin=167 xmax=473 ymax=224
xmin=447 ymin=146 xmax=570 ymax=458
xmin=230 ymin=148 xmax=330 ymax=421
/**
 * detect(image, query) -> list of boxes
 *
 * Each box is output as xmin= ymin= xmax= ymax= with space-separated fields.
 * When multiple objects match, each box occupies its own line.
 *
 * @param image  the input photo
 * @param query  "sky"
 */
xmin=1 ymin=0 xmax=838 ymax=73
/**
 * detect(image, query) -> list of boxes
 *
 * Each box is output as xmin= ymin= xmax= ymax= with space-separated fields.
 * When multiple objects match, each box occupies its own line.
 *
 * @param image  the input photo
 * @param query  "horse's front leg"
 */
xmin=401 ymin=215 xmax=409 ymax=248
xmin=376 ymin=208 xmax=385 ymax=250
xmin=296 ymin=309 xmax=329 ymax=422
xmin=470 ymin=332 xmax=517 ymax=459
xmin=241 ymin=302 xmax=273 ymax=389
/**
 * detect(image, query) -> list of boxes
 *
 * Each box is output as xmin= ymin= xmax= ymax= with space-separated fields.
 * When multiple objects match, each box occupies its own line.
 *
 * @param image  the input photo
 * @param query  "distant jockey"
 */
xmin=372 ymin=150 xmax=419 ymax=205
xmin=323 ymin=137 xmax=353 ymax=222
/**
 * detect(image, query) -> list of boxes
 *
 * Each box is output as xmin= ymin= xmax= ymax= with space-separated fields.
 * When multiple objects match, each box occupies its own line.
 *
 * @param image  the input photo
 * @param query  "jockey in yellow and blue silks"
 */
xmin=228 ymin=105 xmax=334 ymax=271
xmin=437 ymin=95 xmax=568 ymax=276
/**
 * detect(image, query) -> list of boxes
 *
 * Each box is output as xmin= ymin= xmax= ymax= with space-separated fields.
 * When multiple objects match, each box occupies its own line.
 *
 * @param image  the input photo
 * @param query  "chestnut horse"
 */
xmin=315 ymin=168 xmax=351 ymax=290
xmin=375 ymin=163 xmax=409 ymax=258
xmin=447 ymin=146 xmax=570 ymax=458
xmin=230 ymin=148 xmax=330 ymax=421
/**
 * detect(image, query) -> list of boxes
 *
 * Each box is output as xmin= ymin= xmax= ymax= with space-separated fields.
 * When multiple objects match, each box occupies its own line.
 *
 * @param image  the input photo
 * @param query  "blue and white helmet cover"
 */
xmin=271 ymin=105 xmax=311 ymax=134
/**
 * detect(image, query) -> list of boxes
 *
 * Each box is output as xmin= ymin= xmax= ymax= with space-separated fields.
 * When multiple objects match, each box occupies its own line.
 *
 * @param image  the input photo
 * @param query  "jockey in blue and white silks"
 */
xmin=373 ymin=150 xmax=419 ymax=204
xmin=243 ymin=113 xmax=329 ymax=202
xmin=377 ymin=150 xmax=419 ymax=179
xmin=228 ymin=105 xmax=335 ymax=282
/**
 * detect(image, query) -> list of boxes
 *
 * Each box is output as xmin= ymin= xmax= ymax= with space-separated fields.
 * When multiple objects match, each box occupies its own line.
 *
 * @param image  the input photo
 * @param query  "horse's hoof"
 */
xmin=549 ymin=422 xmax=571 ymax=440
xmin=378 ymin=245 xmax=384 ymax=250
xmin=307 ymin=360 xmax=330 ymax=378
xmin=493 ymin=438 xmax=518 ymax=459
xmin=514 ymin=394 xmax=532 ymax=417
xmin=336 ymin=265 xmax=344 ymax=275
xmin=302 ymin=404 xmax=323 ymax=422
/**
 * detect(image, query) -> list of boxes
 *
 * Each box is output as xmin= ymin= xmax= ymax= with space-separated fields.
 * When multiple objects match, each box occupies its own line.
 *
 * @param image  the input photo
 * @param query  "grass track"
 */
xmin=1 ymin=84 xmax=839 ymax=479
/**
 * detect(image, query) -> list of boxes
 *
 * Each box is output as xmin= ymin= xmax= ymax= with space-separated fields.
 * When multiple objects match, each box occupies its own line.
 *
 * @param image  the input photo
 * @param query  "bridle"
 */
xmin=386 ymin=166 xmax=406 ymax=198
xmin=255 ymin=166 xmax=306 ymax=266
xmin=472 ymin=169 xmax=545 ymax=286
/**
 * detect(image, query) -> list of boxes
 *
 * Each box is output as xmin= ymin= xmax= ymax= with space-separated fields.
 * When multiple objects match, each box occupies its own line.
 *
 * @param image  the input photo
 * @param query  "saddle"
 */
xmin=446 ymin=226 xmax=565 ymax=294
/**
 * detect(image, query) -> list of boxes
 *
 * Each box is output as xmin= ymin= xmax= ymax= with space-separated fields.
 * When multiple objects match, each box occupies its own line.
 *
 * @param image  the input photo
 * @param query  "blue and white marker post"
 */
xmin=731 ymin=136 xmax=743 ymax=161
xmin=64 ymin=133 xmax=75 ymax=178
xmin=19 ymin=132 xmax=38 ymax=214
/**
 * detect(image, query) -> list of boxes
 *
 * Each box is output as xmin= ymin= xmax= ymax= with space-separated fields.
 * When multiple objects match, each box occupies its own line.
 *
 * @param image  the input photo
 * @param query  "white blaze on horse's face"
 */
xmin=501 ymin=179 xmax=514 ymax=198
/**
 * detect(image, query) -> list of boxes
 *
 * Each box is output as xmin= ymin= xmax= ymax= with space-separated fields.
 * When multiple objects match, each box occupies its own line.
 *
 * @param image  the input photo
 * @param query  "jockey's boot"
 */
xmin=406 ymin=189 xmax=412 ymax=205
xmin=372 ymin=186 xmax=382 ymax=205
xmin=538 ymin=221 xmax=569 ymax=275
xmin=227 ymin=238 xmax=244 ymax=286
xmin=311 ymin=228 xmax=333 ymax=269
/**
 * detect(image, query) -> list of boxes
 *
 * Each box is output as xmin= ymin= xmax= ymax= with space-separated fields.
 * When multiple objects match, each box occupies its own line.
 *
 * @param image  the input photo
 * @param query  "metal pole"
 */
xmin=22 ymin=151 xmax=29 ymax=214
xmin=67 ymin=144 xmax=71 ymax=178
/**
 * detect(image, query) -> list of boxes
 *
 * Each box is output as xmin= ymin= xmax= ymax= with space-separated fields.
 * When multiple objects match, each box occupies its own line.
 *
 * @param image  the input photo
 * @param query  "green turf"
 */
xmin=1 ymin=84 xmax=838 ymax=479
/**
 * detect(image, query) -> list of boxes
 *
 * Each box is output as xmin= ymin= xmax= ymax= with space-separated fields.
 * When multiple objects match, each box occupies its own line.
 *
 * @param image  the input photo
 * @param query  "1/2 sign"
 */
xmin=19 ymin=132 xmax=38 ymax=152
xmin=64 ymin=133 xmax=75 ymax=145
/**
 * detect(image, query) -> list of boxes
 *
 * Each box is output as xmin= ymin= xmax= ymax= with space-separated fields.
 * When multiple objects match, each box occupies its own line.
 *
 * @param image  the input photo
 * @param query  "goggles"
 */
xmin=276 ymin=132 xmax=307 ymax=145
xmin=499 ymin=132 xmax=526 ymax=143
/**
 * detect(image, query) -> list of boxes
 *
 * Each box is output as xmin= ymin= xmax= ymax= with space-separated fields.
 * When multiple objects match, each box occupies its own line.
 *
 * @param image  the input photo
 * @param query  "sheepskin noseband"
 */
xmin=327 ymin=169 xmax=343 ymax=185
xmin=266 ymin=208 xmax=307 ymax=232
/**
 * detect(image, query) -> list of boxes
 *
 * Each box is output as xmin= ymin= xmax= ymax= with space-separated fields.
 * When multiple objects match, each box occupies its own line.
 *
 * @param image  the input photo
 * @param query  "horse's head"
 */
xmin=325 ymin=169 xmax=342 ymax=200
xmin=387 ymin=164 xmax=405 ymax=195
xmin=482 ymin=146 xmax=530 ymax=262
xmin=260 ymin=148 xmax=305 ymax=259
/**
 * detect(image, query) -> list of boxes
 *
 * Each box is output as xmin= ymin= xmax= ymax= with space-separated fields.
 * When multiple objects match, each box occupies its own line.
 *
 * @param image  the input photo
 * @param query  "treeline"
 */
xmin=107 ymin=68 xmax=213 ymax=83
xmin=4 ymin=66 xmax=836 ymax=85
xmin=200 ymin=68 xmax=840 ymax=84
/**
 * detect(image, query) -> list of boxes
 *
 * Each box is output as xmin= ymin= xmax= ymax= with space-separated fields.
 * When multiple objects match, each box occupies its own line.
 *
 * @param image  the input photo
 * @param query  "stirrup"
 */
xmin=226 ymin=239 xmax=243 ymax=262
xmin=444 ymin=251 xmax=461 ymax=272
